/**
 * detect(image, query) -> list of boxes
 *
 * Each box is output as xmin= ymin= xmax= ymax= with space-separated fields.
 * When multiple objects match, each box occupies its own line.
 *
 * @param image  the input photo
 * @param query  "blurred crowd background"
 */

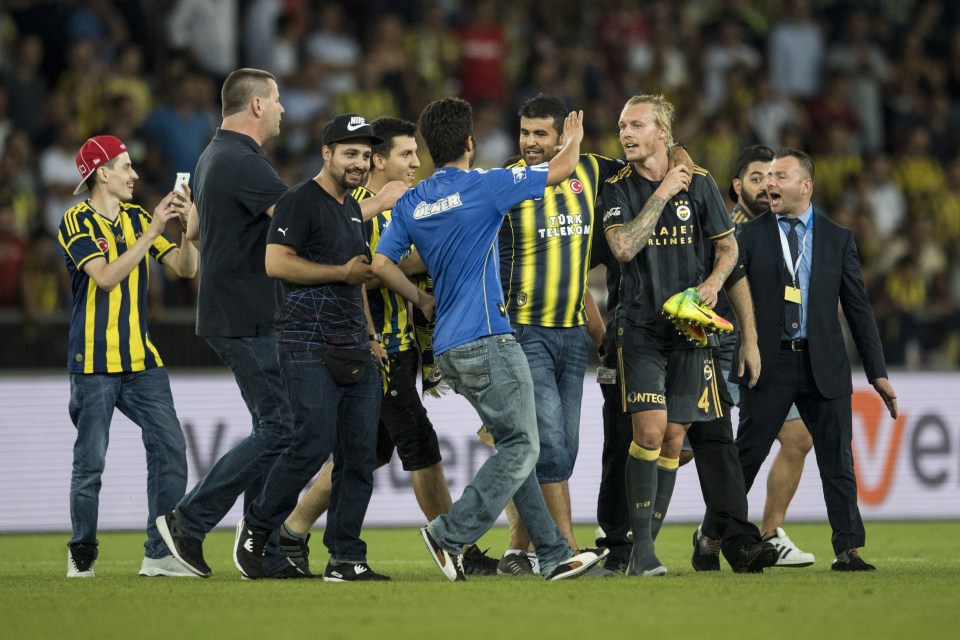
xmin=1 ymin=0 xmax=958 ymax=370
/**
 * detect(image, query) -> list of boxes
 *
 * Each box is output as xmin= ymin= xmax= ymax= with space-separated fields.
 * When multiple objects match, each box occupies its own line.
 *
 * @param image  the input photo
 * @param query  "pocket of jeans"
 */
xmin=444 ymin=343 xmax=490 ymax=393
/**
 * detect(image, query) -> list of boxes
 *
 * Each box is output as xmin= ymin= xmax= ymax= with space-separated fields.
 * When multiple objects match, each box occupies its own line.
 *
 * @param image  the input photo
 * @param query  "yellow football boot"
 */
xmin=662 ymin=287 xmax=734 ymax=335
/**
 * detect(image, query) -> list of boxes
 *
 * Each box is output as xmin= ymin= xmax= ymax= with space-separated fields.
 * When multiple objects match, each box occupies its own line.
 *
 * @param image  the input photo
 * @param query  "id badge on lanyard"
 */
xmin=778 ymin=220 xmax=808 ymax=304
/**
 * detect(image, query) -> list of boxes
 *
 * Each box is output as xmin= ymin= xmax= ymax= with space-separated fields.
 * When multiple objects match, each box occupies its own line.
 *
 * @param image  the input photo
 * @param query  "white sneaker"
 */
xmin=546 ymin=548 xmax=609 ymax=581
xmin=67 ymin=546 xmax=95 ymax=578
xmin=139 ymin=555 xmax=200 ymax=577
xmin=767 ymin=527 xmax=815 ymax=567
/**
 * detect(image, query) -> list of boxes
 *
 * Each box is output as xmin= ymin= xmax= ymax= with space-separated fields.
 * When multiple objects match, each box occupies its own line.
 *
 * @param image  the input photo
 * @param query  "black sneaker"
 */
xmin=602 ymin=554 xmax=628 ymax=575
xmin=323 ymin=561 xmax=391 ymax=582
xmin=156 ymin=511 xmax=211 ymax=578
xmin=279 ymin=527 xmax=311 ymax=574
xmin=732 ymin=540 xmax=779 ymax=574
xmin=233 ymin=517 xmax=270 ymax=579
xmin=266 ymin=561 xmax=318 ymax=579
xmin=420 ymin=526 xmax=465 ymax=581
xmin=67 ymin=544 xmax=96 ymax=578
xmin=692 ymin=525 xmax=721 ymax=572
xmin=496 ymin=552 xmax=535 ymax=577
xmin=461 ymin=544 xmax=498 ymax=576
xmin=831 ymin=549 xmax=876 ymax=572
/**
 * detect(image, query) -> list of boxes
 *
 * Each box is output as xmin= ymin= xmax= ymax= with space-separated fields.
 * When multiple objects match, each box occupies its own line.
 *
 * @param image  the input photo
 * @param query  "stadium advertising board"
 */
xmin=0 ymin=372 xmax=957 ymax=532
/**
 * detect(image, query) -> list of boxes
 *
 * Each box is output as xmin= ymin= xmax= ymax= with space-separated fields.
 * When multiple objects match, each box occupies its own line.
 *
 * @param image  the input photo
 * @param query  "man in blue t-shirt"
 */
xmin=372 ymin=97 xmax=606 ymax=582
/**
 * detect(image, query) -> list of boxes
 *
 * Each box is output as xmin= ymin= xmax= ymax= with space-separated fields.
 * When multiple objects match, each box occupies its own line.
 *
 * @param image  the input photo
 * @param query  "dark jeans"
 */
xmin=246 ymin=349 xmax=382 ymax=564
xmin=176 ymin=334 xmax=293 ymax=573
xmin=68 ymin=368 xmax=187 ymax=558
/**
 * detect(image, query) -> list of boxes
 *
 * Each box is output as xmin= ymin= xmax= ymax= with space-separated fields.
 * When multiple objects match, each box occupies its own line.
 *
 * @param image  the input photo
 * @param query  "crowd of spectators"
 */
xmin=1 ymin=0 xmax=959 ymax=369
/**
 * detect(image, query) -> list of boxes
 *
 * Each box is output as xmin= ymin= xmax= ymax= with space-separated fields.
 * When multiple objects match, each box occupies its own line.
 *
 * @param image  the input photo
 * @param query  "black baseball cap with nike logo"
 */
xmin=322 ymin=113 xmax=383 ymax=147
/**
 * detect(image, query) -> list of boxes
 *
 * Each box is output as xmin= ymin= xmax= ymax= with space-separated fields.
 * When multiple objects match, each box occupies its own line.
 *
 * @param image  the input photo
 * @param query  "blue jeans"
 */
xmin=513 ymin=324 xmax=587 ymax=482
xmin=177 ymin=334 xmax=293 ymax=573
xmin=68 ymin=368 xmax=187 ymax=559
xmin=246 ymin=349 xmax=382 ymax=564
xmin=429 ymin=335 xmax=572 ymax=576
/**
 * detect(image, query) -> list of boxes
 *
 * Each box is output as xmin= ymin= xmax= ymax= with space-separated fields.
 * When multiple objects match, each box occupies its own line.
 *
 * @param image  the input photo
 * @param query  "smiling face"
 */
xmin=766 ymin=156 xmax=813 ymax=216
xmin=325 ymin=141 xmax=373 ymax=193
xmin=618 ymin=103 xmax=667 ymax=163
xmin=98 ymin=152 xmax=138 ymax=200
xmin=376 ymin=135 xmax=420 ymax=187
xmin=518 ymin=116 xmax=561 ymax=165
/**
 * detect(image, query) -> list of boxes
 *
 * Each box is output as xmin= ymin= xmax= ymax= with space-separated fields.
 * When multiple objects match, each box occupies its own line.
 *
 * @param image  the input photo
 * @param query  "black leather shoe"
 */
xmin=692 ymin=525 xmax=721 ymax=572
xmin=732 ymin=541 xmax=779 ymax=573
xmin=831 ymin=549 xmax=876 ymax=571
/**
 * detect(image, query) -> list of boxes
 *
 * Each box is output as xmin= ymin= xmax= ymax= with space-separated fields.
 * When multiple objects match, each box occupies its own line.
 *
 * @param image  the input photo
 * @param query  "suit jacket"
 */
xmin=729 ymin=210 xmax=887 ymax=399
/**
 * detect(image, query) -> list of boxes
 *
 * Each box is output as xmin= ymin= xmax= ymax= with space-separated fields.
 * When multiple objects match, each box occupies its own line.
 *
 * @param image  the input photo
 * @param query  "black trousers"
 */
xmin=690 ymin=388 xmax=763 ymax=563
xmin=595 ymin=377 xmax=633 ymax=565
xmin=595 ymin=370 xmax=761 ymax=566
xmin=737 ymin=344 xmax=865 ymax=554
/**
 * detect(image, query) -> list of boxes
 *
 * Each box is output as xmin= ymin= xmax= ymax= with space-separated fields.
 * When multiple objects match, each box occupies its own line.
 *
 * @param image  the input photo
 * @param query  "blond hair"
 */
xmin=623 ymin=94 xmax=675 ymax=147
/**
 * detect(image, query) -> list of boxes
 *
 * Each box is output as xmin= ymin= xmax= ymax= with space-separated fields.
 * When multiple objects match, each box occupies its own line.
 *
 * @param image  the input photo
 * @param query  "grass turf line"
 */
xmin=2 ymin=521 xmax=959 ymax=640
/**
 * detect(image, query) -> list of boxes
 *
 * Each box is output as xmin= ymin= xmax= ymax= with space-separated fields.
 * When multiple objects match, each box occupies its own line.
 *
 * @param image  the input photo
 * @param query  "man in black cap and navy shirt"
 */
xmin=232 ymin=113 xmax=432 ymax=581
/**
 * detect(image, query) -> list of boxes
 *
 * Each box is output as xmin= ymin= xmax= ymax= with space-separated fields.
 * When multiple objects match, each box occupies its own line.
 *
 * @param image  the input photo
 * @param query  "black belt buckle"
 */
xmin=787 ymin=339 xmax=806 ymax=351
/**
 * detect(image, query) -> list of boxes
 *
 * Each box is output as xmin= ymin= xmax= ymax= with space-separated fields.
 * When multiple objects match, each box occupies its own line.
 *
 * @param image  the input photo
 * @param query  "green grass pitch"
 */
xmin=2 ymin=521 xmax=959 ymax=639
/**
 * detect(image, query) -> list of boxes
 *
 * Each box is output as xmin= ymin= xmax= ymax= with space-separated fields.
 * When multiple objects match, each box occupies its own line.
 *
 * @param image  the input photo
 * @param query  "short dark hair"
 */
xmin=518 ymin=93 xmax=567 ymax=136
xmin=418 ymin=97 xmax=473 ymax=167
xmin=371 ymin=117 xmax=418 ymax=157
xmin=221 ymin=68 xmax=276 ymax=118
xmin=775 ymin=147 xmax=816 ymax=182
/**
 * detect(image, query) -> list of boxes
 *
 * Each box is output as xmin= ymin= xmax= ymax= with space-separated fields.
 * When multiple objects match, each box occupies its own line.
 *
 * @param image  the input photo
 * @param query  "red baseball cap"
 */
xmin=73 ymin=135 xmax=129 ymax=196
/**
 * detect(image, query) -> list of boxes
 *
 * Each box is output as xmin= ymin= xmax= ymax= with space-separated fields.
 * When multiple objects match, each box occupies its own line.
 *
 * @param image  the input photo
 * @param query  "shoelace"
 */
xmin=705 ymin=537 xmax=721 ymax=555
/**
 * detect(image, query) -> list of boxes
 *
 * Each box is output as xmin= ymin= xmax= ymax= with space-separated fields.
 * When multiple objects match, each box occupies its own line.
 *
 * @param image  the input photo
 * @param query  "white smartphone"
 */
xmin=174 ymin=172 xmax=190 ymax=195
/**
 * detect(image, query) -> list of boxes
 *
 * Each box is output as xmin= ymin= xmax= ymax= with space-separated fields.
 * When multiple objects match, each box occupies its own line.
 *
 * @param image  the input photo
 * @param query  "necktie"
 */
xmin=784 ymin=218 xmax=801 ymax=338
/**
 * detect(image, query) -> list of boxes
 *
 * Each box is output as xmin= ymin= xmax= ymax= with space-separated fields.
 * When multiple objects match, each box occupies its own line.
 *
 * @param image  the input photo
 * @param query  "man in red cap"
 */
xmin=57 ymin=134 xmax=198 ymax=578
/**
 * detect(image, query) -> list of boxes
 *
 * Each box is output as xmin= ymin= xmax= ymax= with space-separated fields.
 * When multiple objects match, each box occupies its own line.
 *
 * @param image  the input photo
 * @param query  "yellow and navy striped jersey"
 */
xmin=498 ymin=153 xmax=624 ymax=327
xmin=58 ymin=201 xmax=176 ymax=373
xmin=353 ymin=186 xmax=415 ymax=353
xmin=730 ymin=203 xmax=756 ymax=225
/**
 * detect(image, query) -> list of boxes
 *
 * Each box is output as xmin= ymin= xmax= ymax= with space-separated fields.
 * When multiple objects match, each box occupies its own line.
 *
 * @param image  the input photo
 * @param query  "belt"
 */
xmin=782 ymin=339 xmax=807 ymax=351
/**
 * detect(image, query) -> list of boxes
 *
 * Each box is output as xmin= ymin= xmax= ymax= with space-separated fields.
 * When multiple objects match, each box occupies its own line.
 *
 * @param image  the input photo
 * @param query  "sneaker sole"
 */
xmin=232 ymin=518 xmax=254 ymax=579
xmin=139 ymin=569 xmax=200 ymax=578
xmin=156 ymin=515 xmax=211 ymax=578
xmin=774 ymin=558 xmax=815 ymax=568
xmin=420 ymin=527 xmax=463 ymax=582
xmin=548 ymin=549 xmax=608 ymax=581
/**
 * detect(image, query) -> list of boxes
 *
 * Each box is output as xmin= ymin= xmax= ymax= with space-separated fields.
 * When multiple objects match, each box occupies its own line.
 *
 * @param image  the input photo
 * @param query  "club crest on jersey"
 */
xmin=676 ymin=201 xmax=691 ymax=222
xmin=516 ymin=292 xmax=528 ymax=307
xmin=569 ymin=179 xmax=583 ymax=193
xmin=703 ymin=362 xmax=713 ymax=381
xmin=96 ymin=237 xmax=109 ymax=252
